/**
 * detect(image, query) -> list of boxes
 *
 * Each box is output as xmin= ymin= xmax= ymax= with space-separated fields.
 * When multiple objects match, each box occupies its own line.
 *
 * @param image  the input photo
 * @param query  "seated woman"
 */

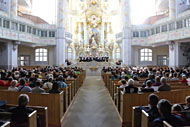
xmin=124 ymin=79 xmax=138 ymax=93
xmin=48 ymin=82 xmax=60 ymax=94
xmin=180 ymin=75 xmax=188 ymax=84
xmin=133 ymin=76 xmax=139 ymax=86
xmin=43 ymin=78 xmax=53 ymax=89
xmin=141 ymin=80 xmax=154 ymax=92
xmin=5 ymin=77 xmax=13 ymax=87
xmin=154 ymin=76 xmax=161 ymax=86
xmin=8 ymin=80 xmax=18 ymax=92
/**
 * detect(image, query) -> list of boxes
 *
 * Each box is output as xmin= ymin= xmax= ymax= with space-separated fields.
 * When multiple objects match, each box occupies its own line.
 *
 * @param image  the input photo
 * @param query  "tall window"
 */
xmin=20 ymin=56 xmax=30 ymax=66
xmin=115 ymin=48 xmax=121 ymax=60
xmin=19 ymin=24 xmax=25 ymax=32
xmin=11 ymin=22 xmax=18 ymax=31
xmin=35 ymin=48 xmax=48 ymax=62
xmin=67 ymin=48 xmax=72 ymax=60
xmin=3 ymin=20 xmax=10 ymax=29
xmin=140 ymin=48 xmax=152 ymax=62
xmin=157 ymin=55 xmax=167 ymax=66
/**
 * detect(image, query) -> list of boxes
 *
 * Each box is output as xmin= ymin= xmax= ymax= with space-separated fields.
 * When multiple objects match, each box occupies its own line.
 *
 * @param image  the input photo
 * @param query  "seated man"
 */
xmin=158 ymin=77 xmax=171 ymax=91
xmin=124 ymin=79 xmax=138 ymax=93
xmin=140 ymin=94 xmax=160 ymax=122
xmin=9 ymin=94 xmax=34 ymax=126
xmin=32 ymin=80 xmax=45 ymax=93
xmin=17 ymin=79 xmax=32 ymax=92
xmin=141 ymin=80 xmax=154 ymax=92
xmin=153 ymin=99 xmax=185 ymax=127
xmin=57 ymin=75 xmax=67 ymax=88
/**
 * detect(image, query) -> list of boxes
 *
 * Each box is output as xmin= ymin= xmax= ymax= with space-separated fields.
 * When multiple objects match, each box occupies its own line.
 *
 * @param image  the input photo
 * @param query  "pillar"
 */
xmin=169 ymin=0 xmax=176 ymax=20
xmin=101 ymin=22 xmax=105 ymax=46
xmin=169 ymin=41 xmax=179 ymax=68
xmin=84 ymin=22 xmax=88 ymax=46
xmin=10 ymin=0 xmax=18 ymax=19
xmin=122 ymin=0 xmax=132 ymax=66
xmin=0 ymin=41 xmax=18 ymax=69
xmin=56 ymin=0 xmax=66 ymax=66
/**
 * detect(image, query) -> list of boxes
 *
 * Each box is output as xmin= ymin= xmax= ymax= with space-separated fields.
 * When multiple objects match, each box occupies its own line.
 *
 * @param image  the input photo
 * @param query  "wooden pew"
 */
xmin=60 ymin=87 xmax=69 ymax=113
xmin=141 ymin=110 xmax=151 ymax=127
xmin=132 ymin=106 xmax=142 ymax=127
xmin=110 ymin=80 xmax=119 ymax=100
xmin=0 ymin=110 xmax=37 ymax=127
xmin=116 ymin=87 xmax=123 ymax=113
xmin=163 ymin=121 xmax=173 ymax=127
xmin=120 ymin=89 xmax=190 ymax=127
xmin=66 ymin=80 xmax=75 ymax=100
xmin=5 ymin=104 xmax=48 ymax=127
xmin=0 ymin=90 xmax=64 ymax=127
xmin=0 ymin=121 xmax=10 ymax=127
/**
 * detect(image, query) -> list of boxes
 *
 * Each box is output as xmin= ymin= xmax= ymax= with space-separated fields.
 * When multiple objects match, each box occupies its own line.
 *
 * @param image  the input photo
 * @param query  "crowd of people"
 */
xmin=103 ymin=66 xmax=190 ymax=126
xmin=0 ymin=66 xmax=83 ymax=94
xmin=79 ymin=57 xmax=109 ymax=62
xmin=103 ymin=66 xmax=190 ymax=93
xmin=0 ymin=66 xmax=84 ymax=126
xmin=140 ymin=94 xmax=190 ymax=126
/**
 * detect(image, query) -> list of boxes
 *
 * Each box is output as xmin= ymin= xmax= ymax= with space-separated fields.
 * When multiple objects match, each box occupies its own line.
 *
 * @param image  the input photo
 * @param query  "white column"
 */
xmin=169 ymin=0 xmax=176 ymax=20
xmin=122 ymin=0 xmax=132 ymax=66
xmin=78 ymin=22 xmax=82 ymax=43
xmin=101 ymin=22 xmax=105 ymax=46
xmin=0 ymin=41 xmax=18 ymax=69
xmin=84 ymin=22 xmax=88 ymax=46
xmin=169 ymin=41 xmax=179 ymax=68
xmin=56 ymin=0 xmax=66 ymax=66
xmin=107 ymin=23 xmax=110 ymax=42
xmin=10 ymin=0 xmax=18 ymax=19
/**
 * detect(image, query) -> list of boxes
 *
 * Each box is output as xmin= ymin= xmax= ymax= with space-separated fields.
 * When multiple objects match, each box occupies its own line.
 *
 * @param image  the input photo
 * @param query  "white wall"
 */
xmin=18 ymin=46 xmax=55 ymax=66
xmin=133 ymin=45 xmax=169 ymax=66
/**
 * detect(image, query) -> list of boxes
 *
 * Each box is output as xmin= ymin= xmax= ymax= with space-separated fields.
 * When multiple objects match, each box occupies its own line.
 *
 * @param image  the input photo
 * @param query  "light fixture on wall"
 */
xmin=169 ymin=41 xmax=175 ymax=51
xmin=12 ymin=41 xmax=20 ymax=51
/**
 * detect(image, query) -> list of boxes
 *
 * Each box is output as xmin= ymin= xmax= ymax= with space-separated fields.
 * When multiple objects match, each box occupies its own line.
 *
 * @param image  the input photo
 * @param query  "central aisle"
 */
xmin=62 ymin=76 xmax=121 ymax=127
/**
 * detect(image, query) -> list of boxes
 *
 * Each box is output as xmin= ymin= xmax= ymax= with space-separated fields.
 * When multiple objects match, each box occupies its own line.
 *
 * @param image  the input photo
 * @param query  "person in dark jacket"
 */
xmin=153 ymin=99 xmax=185 ymax=127
xmin=9 ymin=94 xmax=34 ymax=126
xmin=141 ymin=80 xmax=154 ymax=92
xmin=124 ymin=79 xmax=138 ymax=93
xmin=48 ymin=82 xmax=60 ymax=94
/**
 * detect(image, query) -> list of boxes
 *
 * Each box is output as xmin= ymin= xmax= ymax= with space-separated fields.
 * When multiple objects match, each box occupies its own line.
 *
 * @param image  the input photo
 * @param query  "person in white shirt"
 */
xmin=8 ymin=80 xmax=18 ymax=92
xmin=119 ymin=79 xmax=127 ymax=88
xmin=43 ymin=78 xmax=53 ymax=89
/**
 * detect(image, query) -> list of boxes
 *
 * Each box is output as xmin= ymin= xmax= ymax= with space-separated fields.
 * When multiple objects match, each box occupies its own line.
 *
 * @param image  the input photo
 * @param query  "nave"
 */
xmin=62 ymin=76 xmax=121 ymax=127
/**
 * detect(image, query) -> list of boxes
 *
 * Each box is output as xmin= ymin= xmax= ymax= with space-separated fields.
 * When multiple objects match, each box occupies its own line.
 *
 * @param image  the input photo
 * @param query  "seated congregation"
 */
xmin=102 ymin=66 xmax=190 ymax=127
xmin=0 ymin=66 xmax=86 ymax=127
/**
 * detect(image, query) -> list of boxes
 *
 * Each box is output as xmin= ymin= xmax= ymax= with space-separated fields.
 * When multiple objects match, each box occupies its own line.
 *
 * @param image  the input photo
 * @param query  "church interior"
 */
xmin=1 ymin=0 xmax=190 ymax=127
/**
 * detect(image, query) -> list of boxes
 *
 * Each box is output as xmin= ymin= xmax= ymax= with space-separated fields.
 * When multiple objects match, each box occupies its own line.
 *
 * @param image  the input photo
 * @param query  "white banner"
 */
xmin=177 ymin=0 xmax=190 ymax=14
xmin=0 ymin=0 xmax=10 ymax=14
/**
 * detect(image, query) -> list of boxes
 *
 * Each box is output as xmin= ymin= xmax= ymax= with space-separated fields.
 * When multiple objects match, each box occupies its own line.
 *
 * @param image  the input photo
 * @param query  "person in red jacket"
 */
xmin=0 ymin=76 xmax=6 ymax=86
xmin=5 ymin=77 xmax=13 ymax=87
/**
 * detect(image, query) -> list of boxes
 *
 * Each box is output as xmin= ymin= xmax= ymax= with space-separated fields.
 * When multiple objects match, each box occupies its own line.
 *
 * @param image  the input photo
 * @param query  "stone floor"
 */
xmin=62 ymin=76 xmax=121 ymax=127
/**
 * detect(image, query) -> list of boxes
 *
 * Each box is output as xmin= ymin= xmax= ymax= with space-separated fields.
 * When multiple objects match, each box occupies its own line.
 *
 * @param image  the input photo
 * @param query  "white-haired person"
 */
xmin=158 ymin=77 xmax=171 ymax=91
xmin=8 ymin=80 xmax=18 ymax=92
xmin=124 ymin=79 xmax=138 ymax=93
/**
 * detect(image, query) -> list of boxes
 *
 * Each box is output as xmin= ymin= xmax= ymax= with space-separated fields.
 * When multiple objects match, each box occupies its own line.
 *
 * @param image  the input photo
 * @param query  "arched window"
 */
xmin=140 ymin=48 xmax=152 ymax=62
xmin=115 ymin=48 xmax=121 ymax=60
xmin=35 ymin=48 xmax=48 ymax=62
xmin=67 ymin=48 xmax=72 ymax=60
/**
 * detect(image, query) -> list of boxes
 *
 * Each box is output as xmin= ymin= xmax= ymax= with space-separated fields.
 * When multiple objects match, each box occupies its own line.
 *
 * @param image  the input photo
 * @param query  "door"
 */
xmin=20 ymin=56 xmax=30 ymax=66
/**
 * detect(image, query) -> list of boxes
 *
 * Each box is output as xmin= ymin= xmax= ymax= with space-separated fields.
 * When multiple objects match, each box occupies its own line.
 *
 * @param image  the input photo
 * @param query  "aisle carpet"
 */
xmin=62 ymin=76 xmax=121 ymax=127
